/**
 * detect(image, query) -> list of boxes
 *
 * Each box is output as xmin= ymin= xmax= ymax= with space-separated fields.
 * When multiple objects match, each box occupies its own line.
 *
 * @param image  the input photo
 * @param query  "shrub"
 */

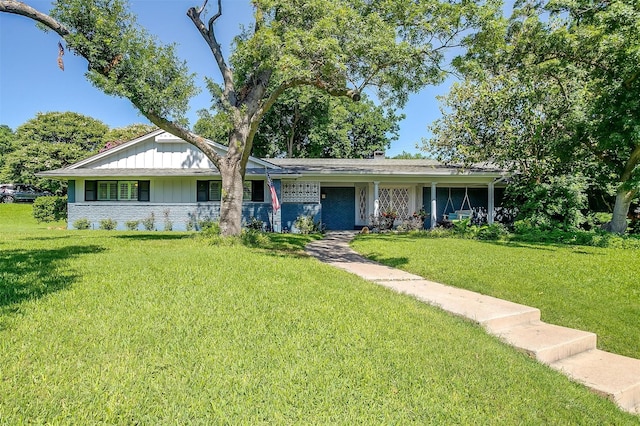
xmin=245 ymin=216 xmax=265 ymax=231
xmin=163 ymin=209 xmax=173 ymax=231
xmin=125 ymin=220 xmax=140 ymax=231
xmin=477 ymin=223 xmax=510 ymax=240
xmin=591 ymin=212 xmax=613 ymax=227
xmin=505 ymin=174 xmax=589 ymax=231
xmin=396 ymin=217 xmax=424 ymax=232
xmin=199 ymin=219 xmax=220 ymax=236
xmin=99 ymin=218 xmax=117 ymax=230
xmin=294 ymin=215 xmax=322 ymax=234
xmin=196 ymin=222 xmax=238 ymax=246
xmin=241 ymin=229 xmax=270 ymax=247
xmin=141 ymin=213 xmax=155 ymax=231
xmin=32 ymin=196 xmax=67 ymax=223
xmin=451 ymin=219 xmax=480 ymax=238
xmin=73 ymin=218 xmax=90 ymax=230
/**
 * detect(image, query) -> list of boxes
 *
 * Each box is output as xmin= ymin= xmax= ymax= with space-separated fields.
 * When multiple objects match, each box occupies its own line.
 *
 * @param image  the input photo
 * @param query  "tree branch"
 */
xmin=258 ymin=78 xmax=361 ymax=127
xmin=1 ymin=1 xmax=226 ymax=171
xmin=621 ymin=143 xmax=640 ymax=183
xmin=207 ymin=0 xmax=222 ymax=31
xmin=187 ymin=2 xmax=236 ymax=106
xmin=140 ymin=106 xmax=224 ymax=168
xmin=0 ymin=0 xmax=69 ymax=37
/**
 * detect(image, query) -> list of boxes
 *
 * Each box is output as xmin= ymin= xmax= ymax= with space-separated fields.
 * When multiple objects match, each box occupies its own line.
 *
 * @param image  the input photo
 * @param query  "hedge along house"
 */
xmin=38 ymin=130 xmax=508 ymax=231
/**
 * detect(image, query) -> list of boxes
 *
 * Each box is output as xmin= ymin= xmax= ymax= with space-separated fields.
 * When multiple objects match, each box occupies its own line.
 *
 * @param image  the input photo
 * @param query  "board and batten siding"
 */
xmin=90 ymin=139 xmax=216 ymax=169
xmin=151 ymin=178 xmax=196 ymax=203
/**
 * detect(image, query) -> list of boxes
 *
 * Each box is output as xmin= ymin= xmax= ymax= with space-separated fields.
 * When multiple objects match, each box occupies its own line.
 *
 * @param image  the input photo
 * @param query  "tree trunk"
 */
xmin=603 ymin=188 xmax=636 ymax=234
xmin=604 ymin=144 xmax=640 ymax=234
xmin=218 ymin=160 xmax=245 ymax=236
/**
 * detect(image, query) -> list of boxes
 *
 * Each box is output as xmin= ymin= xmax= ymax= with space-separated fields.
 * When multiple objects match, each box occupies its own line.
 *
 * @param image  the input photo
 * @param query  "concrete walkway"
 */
xmin=305 ymin=231 xmax=640 ymax=415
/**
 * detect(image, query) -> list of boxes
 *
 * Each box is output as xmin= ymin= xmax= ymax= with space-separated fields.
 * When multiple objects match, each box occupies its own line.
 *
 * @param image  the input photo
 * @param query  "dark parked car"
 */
xmin=0 ymin=184 xmax=52 ymax=203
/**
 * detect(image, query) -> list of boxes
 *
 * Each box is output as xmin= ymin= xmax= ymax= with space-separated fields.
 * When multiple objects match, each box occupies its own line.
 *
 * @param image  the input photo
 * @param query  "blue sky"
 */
xmin=1 ymin=0 xmax=463 ymax=157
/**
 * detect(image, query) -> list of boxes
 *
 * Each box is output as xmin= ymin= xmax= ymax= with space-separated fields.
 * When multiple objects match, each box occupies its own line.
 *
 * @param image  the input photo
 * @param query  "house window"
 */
xmin=85 ymin=180 xmax=149 ymax=202
xmin=98 ymin=181 xmax=118 ymax=200
xmin=118 ymin=181 xmax=138 ymax=201
xmin=245 ymin=180 xmax=264 ymax=202
xmin=197 ymin=181 xmax=221 ymax=202
xmin=197 ymin=180 xmax=264 ymax=202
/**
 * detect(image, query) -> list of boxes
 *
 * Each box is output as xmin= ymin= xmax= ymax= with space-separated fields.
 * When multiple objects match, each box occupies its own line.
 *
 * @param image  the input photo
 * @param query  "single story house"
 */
xmin=39 ymin=129 xmax=508 ymax=231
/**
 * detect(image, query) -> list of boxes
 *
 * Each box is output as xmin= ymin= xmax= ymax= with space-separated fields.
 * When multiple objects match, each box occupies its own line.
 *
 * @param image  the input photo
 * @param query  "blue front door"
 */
xmin=321 ymin=187 xmax=355 ymax=230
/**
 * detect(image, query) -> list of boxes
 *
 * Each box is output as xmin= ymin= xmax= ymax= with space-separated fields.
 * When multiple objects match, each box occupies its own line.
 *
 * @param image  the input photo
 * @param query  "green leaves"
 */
xmin=429 ymin=0 xmax=640 ymax=232
xmin=251 ymin=89 xmax=402 ymax=158
xmin=236 ymin=0 xmax=499 ymax=108
xmin=50 ymin=0 xmax=199 ymax=123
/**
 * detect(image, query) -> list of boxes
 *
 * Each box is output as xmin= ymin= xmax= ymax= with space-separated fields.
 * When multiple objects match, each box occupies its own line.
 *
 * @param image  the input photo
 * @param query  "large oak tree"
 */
xmin=1 ymin=0 xmax=500 ymax=235
xmin=427 ymin=0 xmax=640 ymax=234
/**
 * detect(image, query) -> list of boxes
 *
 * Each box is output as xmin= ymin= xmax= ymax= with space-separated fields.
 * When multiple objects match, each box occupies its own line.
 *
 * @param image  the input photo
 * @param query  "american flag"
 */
xmin=266 ymin=169 xmax=280 ymax=212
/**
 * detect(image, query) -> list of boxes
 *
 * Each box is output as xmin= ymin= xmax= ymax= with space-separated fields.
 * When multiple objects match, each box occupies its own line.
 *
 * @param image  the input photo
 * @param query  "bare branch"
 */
xmin=187 ymin=2 xmax=236 ymax=106
xmin=197 ymin=0 xmax=208 ymax=15
xmin=208 ymin=0 xmax=222 ymax=32
xmin=0 ymin=0 xmax=69 ymax=37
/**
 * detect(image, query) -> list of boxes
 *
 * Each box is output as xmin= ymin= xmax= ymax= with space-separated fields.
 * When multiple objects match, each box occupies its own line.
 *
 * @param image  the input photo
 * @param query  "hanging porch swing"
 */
xmin=444 ymin=187 xmax=473 ymax=221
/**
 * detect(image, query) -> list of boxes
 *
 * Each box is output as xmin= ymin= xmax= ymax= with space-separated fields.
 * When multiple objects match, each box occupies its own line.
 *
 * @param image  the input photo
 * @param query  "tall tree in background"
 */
xmin=15 ymin=111 xmax=108 ymax=152
xmin=427 ymin=0 xmax=640 ymax=233
xmin=1 ymin=0 xmax=500 ymax=235
xmin=0 ymin=125 xmax=16 ymax=171
xmin=1 ymin=111 xmax=109 ymax=193
xmin=196 ymin=89 xmax=403 ymax=158
xmin=393 ymin=151 xmax=428 ymax=159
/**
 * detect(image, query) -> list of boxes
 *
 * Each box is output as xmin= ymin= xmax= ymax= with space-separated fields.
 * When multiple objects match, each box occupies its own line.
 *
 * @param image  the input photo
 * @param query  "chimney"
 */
xmin=373 ymin=150 xmax=385 ymax=160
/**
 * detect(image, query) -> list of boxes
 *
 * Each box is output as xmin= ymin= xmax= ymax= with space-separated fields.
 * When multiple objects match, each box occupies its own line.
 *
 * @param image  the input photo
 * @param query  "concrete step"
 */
xmin=551 ymin=349 xmax=640 ymax=414
xmin=375 ymin=279 xmax=541 ymax=331
xmin=493 ymin=321 xmax=597 ymax=364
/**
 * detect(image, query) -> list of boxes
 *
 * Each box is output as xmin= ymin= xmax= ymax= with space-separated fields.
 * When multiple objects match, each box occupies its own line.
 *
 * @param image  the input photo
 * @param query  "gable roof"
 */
xmin=69 ymin=129 xmax=278 ymax=170
xmin=38 ymin=130 xmax=507 ymax=183
xmin=39 ymin=130 xmax=282 ymax=178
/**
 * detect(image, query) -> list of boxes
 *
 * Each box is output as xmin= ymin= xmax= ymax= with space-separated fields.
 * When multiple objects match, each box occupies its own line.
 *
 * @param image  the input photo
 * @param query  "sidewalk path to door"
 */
xmin=305 ymin=231 xmax=640 ymax=415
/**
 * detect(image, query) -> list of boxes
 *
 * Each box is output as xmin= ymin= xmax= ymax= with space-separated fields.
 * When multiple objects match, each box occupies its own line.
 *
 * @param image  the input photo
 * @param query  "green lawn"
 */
xmin=351 ymin=232 xmax=640 ymax=360
xmin=1 ymin=205 xmax=638 ymax=423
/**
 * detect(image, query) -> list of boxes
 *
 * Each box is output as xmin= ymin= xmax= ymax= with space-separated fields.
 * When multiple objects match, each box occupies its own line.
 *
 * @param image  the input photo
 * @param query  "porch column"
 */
xmin=373 ymin=181 xmax=380 ymax=217
xmin=488 ymin=182 xmax=495 ymax=224
xmin=430 ymin=182 xmax=437 ymax=229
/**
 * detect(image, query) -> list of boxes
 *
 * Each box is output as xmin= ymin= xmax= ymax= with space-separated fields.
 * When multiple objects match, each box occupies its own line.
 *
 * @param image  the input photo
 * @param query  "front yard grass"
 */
xmin=0 ymin=204 xmax=638 ymax=423
xmin=351 ymin=232 xmax=640 ymax=360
